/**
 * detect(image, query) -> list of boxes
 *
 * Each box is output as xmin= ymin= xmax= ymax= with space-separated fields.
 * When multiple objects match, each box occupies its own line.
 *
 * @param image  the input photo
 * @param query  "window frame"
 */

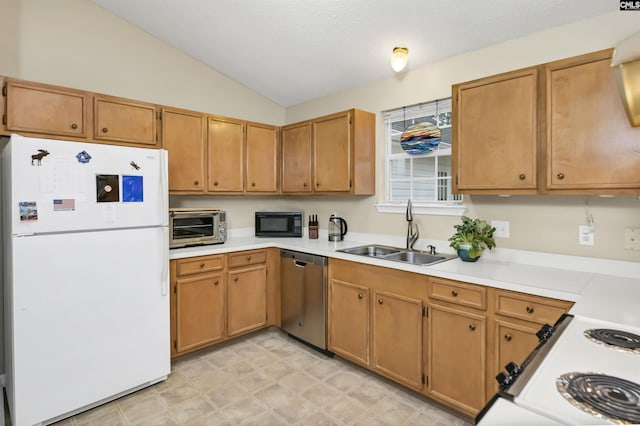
xmin=376 ymin=98 xmax=465 ymax=216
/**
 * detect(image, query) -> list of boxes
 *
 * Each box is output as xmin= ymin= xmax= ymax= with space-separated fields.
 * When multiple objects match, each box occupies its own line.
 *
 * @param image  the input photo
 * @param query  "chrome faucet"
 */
xmin=406 ymin=199 xmax=419 ymax=250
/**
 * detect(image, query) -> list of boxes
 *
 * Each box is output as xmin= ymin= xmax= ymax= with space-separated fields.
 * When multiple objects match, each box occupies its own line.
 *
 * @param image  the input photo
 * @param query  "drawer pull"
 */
xmin=378 ymin=298 xmax=384 ymax=305
xmin=451 ymin=290 xmax=458 ymax=297
xmin=556 ymin=172 xmax=565 ymax=180
xmin=303 ymin=182 xmax=308 ymax=187
xmin=358 ymin=293 xmax=363 ymax=299
xmin=504 ymin=334 xmax=512 ymax=341
xmin=71 ymin=123 xmax=78 ymax=129
xmin=214 ymin=181 xmax=218 ymax=186
xmin=526 ymin=306 xmax=534 ymax=314
xmin=102 ymin=127 xmax=108 ymax=133
xmin=194 ymin=180 xmax=199 ymax=186
xmin=518 ymin=173 xmax=526 ymax=180
xmin=214 ymin=280 xmax=219 ymax=286
xmin=469 ymin=324 xmax=476 ymax=331
xmin=247 ymin=256 xmax=252 ymax=261
xmin=234 ymin=276 xmax=239 ymax=282
xmin=251 ymin=182 xmax=256 ymax=187
xmin=200 ymin=263 xmax=205 ymax=268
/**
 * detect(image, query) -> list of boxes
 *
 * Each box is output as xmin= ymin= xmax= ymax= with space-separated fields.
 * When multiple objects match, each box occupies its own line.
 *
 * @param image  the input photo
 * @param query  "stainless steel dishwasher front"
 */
xmin=280 ymin=249 xmax=328 ymax=351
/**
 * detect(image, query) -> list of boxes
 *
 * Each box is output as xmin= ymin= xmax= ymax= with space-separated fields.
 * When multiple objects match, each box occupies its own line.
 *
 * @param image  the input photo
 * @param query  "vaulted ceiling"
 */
xmin=91 ymin=0 xmax=616 ymax=107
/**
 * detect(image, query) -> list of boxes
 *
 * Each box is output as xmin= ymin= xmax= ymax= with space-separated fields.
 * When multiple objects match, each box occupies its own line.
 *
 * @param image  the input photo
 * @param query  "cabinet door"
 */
xmin=227 ymin=264 xmax=267 ymax=337
xmin=453 ymin=68 xmax=538 ymax=192
xmin=246 ymin=122 xmax=278 ymax=192
xmin=313 ymin=111 xmax=351 ymax=192
xmin=281 ymin=122 xmax=313 ymax=193
xmin=162 ymin=108 xmax=206 ymax=192
xmin=175 ymin=272 xmax=225 ymax=353
xmin=328 ymin=279 xmax=369 ymax=366
xmin=207 ymin=117 xmax=244 ymax=192
xmin=94 ymin=96 xmax=157 ymax=146
xmin=547 ymin=51 xmax=640 ymax=190
xmin=429 ymin=303 xmax=486 ymax=416
xmin=494 ymin=320 xmax=540 ymax=391
xmin=372 ymin=290 xmax=422 ymax=390
xmin=5 ymin=80 xmax=87 ymax=138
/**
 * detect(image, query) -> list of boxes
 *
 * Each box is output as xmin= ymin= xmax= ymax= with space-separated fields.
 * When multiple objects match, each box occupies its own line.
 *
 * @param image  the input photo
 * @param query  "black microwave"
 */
xmin=255 ymin=211 xmax=303 ymax=237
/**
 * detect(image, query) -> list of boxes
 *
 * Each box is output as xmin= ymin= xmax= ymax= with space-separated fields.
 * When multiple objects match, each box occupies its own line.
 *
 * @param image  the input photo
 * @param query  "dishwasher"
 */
xmin=280 ymin=250 xmax=330 ymax=353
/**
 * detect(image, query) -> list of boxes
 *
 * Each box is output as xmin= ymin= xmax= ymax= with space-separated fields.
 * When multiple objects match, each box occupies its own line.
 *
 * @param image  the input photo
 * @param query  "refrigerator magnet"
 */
xmin=76 ymin=151 xmax=92 ymax=164
xmin=129 ymin=161 xmax=141 ymax=170
xmin=122 ymin=175 xmax=143 ymax=202
xmin=30 ymin=149 xmax=50 ymax=166
xmin=96 ymin=174 xmax=120 ymax=202
xmin=19 ymin=201 xmax=38 ymax=221
xmin=53 ymin=199 xmax=75 ymax=211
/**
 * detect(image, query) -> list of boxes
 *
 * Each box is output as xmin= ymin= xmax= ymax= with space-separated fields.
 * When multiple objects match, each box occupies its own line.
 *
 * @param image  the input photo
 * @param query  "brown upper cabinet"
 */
xmin=452 ymin=49 xmax=640 ymax=195
xmin=207 ymin=116 xmax=245 ymax=193
xmin=161 ymin=107 xmax=207 ymax=192
xmin=245 ymin=122 xmax=279 ymax=193
xmin=281 ymin=121 xmax=313 ymax=193
xmin=545 ymin=50 xmax=640 ymax=192
xmin=3 ymin=79 xmax=89 ymax=139
xmin=283 ymin=109 xmax=375 ymax=195
xmin=452 ymin=68 xmax=538 ymax=193
xmin=94 ymin=95 xmax=158 ymax=147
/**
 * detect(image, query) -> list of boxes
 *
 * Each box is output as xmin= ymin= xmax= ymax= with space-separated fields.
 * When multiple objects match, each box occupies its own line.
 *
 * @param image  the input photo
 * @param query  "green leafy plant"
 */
xmin=448 ymin=216 xmax=496 ymax=259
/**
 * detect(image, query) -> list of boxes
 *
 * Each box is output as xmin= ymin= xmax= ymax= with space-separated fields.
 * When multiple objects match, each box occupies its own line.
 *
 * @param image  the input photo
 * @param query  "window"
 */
xmin=377 ymin=98 xmax=463 ymax=216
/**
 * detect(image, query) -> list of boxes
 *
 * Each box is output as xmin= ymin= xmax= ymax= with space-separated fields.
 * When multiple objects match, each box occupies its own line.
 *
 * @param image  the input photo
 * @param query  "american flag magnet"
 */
xmin=53 ymin=199 xmax=76 ymax=211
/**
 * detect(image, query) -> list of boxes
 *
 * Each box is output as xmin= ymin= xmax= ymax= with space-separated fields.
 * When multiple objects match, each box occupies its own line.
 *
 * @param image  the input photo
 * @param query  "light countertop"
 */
xmin=170 ymin=231 xmax=640 ymax=327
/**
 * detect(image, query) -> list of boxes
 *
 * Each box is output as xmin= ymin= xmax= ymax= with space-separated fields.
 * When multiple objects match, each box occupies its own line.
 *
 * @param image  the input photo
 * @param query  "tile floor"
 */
xmin=51 ymin=328 xmax=473 ymax=426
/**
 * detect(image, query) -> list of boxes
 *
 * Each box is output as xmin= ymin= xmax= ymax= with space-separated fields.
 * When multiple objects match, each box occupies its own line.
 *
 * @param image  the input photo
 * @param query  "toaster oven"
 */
xmin=169 ymin=208 xmax=227 ymax=248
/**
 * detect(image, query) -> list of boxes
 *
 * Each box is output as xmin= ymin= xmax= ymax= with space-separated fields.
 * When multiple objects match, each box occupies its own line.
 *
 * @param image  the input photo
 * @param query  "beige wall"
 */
xmin=279 ymin=12 xmax=640 ymax=262
xmin=3 ymin=0 xmax=285 ymax=124
xmin=3 ymin=2 xmax=640 ymax=262
xmin=0 ymin=0 xmax=20 ymax=77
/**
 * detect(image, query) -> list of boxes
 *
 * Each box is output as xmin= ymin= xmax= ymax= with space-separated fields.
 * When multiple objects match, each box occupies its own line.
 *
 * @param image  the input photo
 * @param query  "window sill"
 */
xmin=375 ymin=203 xmax=465 ymax=216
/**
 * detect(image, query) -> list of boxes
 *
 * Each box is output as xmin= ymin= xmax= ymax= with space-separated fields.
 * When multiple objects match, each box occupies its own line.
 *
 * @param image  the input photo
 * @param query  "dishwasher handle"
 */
xmin=294 ymin=259 xmax=307 ymax=268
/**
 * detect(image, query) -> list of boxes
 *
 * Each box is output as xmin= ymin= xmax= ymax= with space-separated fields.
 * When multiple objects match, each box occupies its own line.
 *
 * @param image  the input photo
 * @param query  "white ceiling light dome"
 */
xmin=391 ymin=46 xmax=409 ymax=72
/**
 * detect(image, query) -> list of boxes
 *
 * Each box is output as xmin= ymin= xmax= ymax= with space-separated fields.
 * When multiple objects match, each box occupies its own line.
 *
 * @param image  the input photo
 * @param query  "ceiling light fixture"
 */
xmin=391 ymin=46 xmax=409 ymax=72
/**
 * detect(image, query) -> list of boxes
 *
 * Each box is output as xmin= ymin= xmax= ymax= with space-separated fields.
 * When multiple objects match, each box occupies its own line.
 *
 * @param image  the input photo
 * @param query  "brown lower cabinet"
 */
xmin=328 ymin=259 xmax=426 ymax=392
xmin=327 ymin=258 xmax=573 ymax=419
xmin=170 ymin=248 xmax=279 ymax=358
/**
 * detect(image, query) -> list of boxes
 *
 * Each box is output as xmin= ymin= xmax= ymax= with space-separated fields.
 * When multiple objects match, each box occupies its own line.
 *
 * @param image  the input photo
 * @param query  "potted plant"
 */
xmin=448 ymin=216 xmax=496 ymax=262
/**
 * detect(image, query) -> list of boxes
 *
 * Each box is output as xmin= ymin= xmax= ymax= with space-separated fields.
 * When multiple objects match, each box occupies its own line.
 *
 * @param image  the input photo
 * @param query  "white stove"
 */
xmin=516 ymin=315 xmax=640 ymax=424
xmin=480 ymin=314 xmax=640 ymax=425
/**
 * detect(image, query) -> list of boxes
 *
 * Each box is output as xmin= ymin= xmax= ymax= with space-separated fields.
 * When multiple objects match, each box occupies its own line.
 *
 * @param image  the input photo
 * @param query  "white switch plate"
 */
xmin=624 ymin=227 xmax=640 ymax=251
xmin=491 ymin=220 xmax=509 ymax=238
xmin=579 ymin=225 xmax=594 ymax=246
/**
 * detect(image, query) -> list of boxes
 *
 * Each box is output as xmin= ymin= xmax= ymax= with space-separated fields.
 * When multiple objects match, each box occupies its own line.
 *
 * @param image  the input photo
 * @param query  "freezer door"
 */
xmin=6 ymin=227 xmax=170 ymax=426
xmin=4 ymin=135 xmax=168 ymax=235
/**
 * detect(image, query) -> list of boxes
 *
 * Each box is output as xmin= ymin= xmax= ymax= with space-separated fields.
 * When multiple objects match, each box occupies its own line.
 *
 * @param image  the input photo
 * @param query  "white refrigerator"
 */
xmin=1 ymin=135 xmax=170 ymax=426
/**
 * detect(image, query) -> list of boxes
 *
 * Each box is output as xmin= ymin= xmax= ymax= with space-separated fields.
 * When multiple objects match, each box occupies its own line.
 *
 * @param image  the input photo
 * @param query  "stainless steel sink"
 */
xmin=340 ymin=245 xmax=402 ymax=257
xmin=337 ymin=244 xmax=457 ymax=266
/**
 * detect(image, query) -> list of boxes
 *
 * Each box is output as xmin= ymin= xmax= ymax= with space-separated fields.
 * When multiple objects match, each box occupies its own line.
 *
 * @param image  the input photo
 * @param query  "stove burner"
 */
xmin=585 ymin=329 xmax=640 ymax=353
xmin=557 ymin=372 xmax=640 ymax=425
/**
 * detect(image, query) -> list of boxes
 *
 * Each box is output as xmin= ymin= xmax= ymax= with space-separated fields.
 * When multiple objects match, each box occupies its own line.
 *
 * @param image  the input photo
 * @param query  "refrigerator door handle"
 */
xmin=160 ymin=227 xmax=169 ymax=296
xmin=159 ymin=149 xmax=169 ymax=227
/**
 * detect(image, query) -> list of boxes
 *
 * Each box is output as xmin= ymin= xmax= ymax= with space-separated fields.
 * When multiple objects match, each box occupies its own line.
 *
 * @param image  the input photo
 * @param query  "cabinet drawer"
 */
xmin=228 ymin=250 xmax=267 ymax=268
xmin=429 ymin=278 xmax=486 ymax=310
xmin=176 ymin=255 xmax=224 ymax=276
xmin=495 ymin=291 xmax=572 ymax=324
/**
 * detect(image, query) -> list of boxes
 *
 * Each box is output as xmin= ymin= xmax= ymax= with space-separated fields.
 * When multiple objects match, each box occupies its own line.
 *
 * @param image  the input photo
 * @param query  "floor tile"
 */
xmin=51 ymin=328 xmax=473 ymax=426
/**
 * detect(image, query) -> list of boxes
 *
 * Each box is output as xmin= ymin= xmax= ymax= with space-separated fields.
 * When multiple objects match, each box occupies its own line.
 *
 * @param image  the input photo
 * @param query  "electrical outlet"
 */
xmin=491 ymin=220 xmax=510 ymax=238
xmin=579 ymin=225 xmax=594 ymax=246
xmin=624 ymin=228 xmax=640 ymax=251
